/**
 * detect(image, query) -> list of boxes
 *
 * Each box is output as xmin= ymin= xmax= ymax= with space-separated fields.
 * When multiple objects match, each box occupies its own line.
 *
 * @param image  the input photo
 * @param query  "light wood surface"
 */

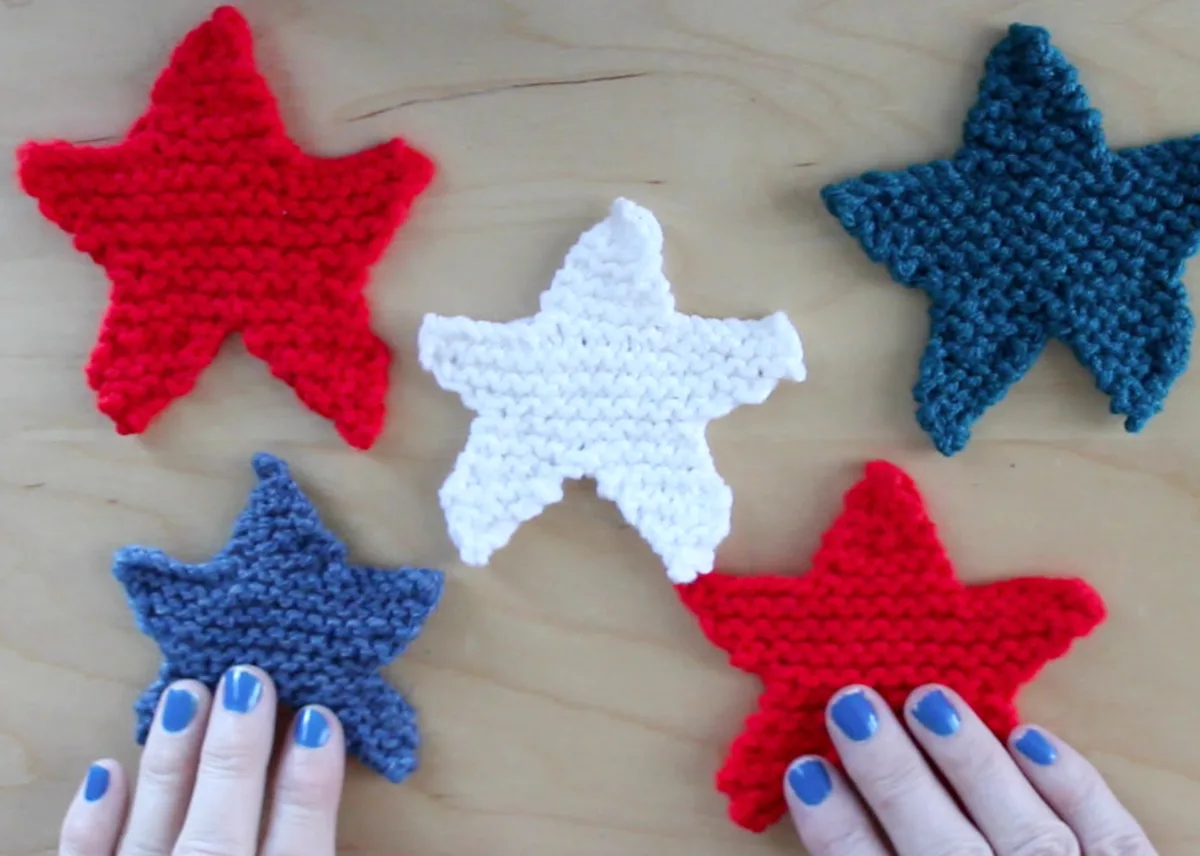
xmin=2 ymin=1 xmax=1199 ymax=854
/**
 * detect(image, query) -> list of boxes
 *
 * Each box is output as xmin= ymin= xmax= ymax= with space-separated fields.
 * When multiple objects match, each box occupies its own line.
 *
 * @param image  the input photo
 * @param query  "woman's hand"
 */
xmin=59 ymin=666 xmax=346 ymax=856
xmin=785 ymin=684 xmax=1155 ymax=855
xmin=57 ymin=672 xmax=1155 ymax=855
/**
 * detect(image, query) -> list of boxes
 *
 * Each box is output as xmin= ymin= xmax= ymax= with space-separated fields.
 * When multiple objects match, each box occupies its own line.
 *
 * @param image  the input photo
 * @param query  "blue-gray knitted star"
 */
xmin=822 ymin=24 xmax=1200 ymax=455
xmin=114 ymin=453 xmax=443 ymax=783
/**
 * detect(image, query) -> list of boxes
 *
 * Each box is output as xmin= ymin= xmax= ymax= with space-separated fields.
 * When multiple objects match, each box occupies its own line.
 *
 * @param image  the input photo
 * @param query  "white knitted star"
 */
xmin=418 ymin=198 xmax=806 ymax=582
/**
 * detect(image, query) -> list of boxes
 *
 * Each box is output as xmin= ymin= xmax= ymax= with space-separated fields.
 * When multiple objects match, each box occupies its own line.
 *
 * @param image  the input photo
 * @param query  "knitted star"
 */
xmin=18 ymin=6 xmax=434 ymax=449
xmin=822 ymin=24 xmax=1200 ymax=455
xmin=418 ymin=198 xmax=806 ymax=582
xmin=114 ymin=453 xmax=444 ymax=783
xmin=676 ymin=461 xmax=1105 ymax=832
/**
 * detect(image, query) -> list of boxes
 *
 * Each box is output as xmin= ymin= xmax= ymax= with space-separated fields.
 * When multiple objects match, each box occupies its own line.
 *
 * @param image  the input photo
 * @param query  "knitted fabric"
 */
xmin=18 ymin=6 xmax=434 ymax=449
xmin=114 ymin=453 xmax=444 ymax=783
xmin=821 ymin=24 xmax=1200 ymax=456
xmin=676 ymin=461 xmax=1106 ymax=832
xmin=418 ymin=198 xmax=806 ymax=582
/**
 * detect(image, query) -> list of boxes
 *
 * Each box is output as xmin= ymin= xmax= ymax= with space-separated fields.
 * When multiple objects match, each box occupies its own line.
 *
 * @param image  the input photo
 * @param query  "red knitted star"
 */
xmin=17 ymin=6 xmax=434 ymax=448
xmin=676 ymin=461 xmax=1106 ymax=832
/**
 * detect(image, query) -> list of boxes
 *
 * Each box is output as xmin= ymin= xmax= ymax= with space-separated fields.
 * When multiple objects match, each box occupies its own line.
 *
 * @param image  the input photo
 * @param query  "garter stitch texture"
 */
xmin=114 ymin=453 xmax=444 ymax=783
xmin=676 ymin=461 xmax=1106 ymax=832
xmin=822 ymin=24 xmax=1200 ymax=455
xmin=18 ymin=6 xmax=434 ymax=449
xmin=418 ymin=198 xmax=806 ymax=582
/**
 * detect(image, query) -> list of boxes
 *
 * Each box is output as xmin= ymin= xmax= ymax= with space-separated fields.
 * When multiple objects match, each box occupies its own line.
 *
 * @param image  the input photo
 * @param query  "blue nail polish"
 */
xmin=787 ymin=759 xmax=832 ymax=807
xmin=161 ymin=687 xmax=198 ymax=734
xmin=294 ymin=707 xmax=331 ymax=749
xmin=1015 ymin=728 xmax=1057 ymax=766
xmin=831 ymin=690 xmax=878 ymax=742
xmin=83 ymin=764 xmax=109 ymax=803
xmin=913 ymin=689 xmax=961 ymax=737
xmin=222 ymin=667 xmax=263 ymax=714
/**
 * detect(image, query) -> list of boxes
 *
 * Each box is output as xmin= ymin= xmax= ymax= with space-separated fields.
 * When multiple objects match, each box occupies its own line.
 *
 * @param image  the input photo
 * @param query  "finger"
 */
xmin=173 ymin=665 xmax=277 ymax=856
xmin=905 ymin=686 xmax=1078 ymax=854
xmin=783 ymin=755 xmax=890 ymax=856
xmin=827 ymin=686 xmax=990 ymax=855
xmin=1010 ymin=726 xmax=1157 ymax=855
xmin=59 ymin=760 xmax=129 ymax=856
xmin=261 ymin=706 xmax=346 ymax=856
xmin=118 ymin=680 xmax=212 ymax=855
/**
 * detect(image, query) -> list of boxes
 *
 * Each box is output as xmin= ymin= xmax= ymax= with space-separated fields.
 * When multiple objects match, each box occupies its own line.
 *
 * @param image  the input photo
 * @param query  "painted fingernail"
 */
xmin=83 ymin=764 xmax=109 ymax=803
xmin=294 ymin=707 xmax=331 ymax=749
xmin=222 ymin=667 xmax=263 ymax=714
xmin=786 ymin=758 xmax=832 ymax=807
xmin=913 ymin=689 xmax=961 ymax=736
xmin=831 ymin=690 xmax=878 ymax=741
xmin=161 ymin=687 xmax=198 ymax=733
xmin=1015 ymin=728 xmax=1057 ymax=766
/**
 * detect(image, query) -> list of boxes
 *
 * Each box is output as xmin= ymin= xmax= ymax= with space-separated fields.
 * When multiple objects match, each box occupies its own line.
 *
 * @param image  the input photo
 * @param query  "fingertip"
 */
xmin=81 ymin=758 xmax=125 ymax=803
xmin=784 ymin=755 xmax=834 ymax=809
xmin=261 ymin=707 xmax=346 ymax=854
xmin=829 ymin=683 xmax=892 ymax=712
xmin=1010 ymin=724 xmax=1060 ymax=767
xmin=167 ymin=678 xmax=210 ymax=701
xmin=905 ymin=684 xmax=965 ymax=738
xmin=781 ymin=753 xmax=892 ymax=856
xmin=217 ymin=664 xmax=276 ymax=715
xmin=905 ymin=682 xmax=956 ymax=708
xmin=292 ymin=705 xmax=344 ymax=752
xmin=826 ymin=684 xmax=885 ymax=743
xmin=59 ymin=759 xmax=129 ymax=855
xmin=828 ymin=682 xmax=873 ymax=705
xmin=152 ymin=679 xmax=210 ymax=737
xmin=283 ymin=704 xmax=346 ymax=794
xmin=233 ymin=663 xmax=275 ymax=689
xmin=1007 ymin=724 xmax=1155 ymax=852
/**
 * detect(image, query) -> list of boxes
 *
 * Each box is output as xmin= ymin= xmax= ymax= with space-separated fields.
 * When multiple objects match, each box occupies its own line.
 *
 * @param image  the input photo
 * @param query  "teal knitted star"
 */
xmin=823 ymin=24 xmax=1200 ymax=455
xmin=114 ymin=453 xmax=443 ymax=783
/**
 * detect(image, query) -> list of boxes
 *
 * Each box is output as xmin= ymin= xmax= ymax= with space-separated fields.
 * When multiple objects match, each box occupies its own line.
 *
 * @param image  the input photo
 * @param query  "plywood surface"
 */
xmin=1 ymin=1 xmax=1198 ymax=853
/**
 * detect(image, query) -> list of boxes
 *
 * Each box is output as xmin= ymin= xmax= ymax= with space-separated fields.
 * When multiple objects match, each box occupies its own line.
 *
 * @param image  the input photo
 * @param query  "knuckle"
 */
xmin=1008 ymin=823 xmax=1081 ymax=856
xmin=859 ymin=753 xmax=929 ymax=811
xmin=120 ymin=842 xmax=172 ymax=856
xmin=1089 ymin=832 xmax=1156 ymax=856
xmin=137 ymin=744 xmax=190 ymax=792
xmin=172 ymin=838 xmax=241 ymax=856
xmin=923 ymin=841 xmax=992 ymax=856
xmin=196 ymin=737 xmax=260 ymax=780
xmin=951 ymin=739 xmax=1011 ymax=783
xmin=804 ymin=824 xmax=883 ymax=856
xmin=1057 ymin=770 xmax=1109 ymax=818
xmin=274 ymin=764 xmax=340 ymax=815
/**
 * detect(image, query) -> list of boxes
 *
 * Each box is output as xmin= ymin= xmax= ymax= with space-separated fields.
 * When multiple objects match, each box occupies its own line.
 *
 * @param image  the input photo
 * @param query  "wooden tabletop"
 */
xmin=2 ymin=2 xmax=1198 ymax=854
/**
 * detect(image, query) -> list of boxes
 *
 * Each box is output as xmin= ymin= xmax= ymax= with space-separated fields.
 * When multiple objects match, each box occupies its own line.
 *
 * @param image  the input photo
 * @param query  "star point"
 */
xmin=18 ymin=6 xmax=434 ymax=449
xmin=822 ymin=24 xmax=1200 ymax=455
xmin=113 ymin=452 xmax=444 ymax=783
xmin=419 ymin=198 xmax=805 ymax=581
xmin=676 ymin=460 xmax=1105 ymax=832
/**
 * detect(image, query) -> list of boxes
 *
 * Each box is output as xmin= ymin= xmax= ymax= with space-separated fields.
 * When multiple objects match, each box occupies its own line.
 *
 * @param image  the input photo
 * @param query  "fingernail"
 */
xmin=160 ymin=687 xmax=198 ymax=733
xmin=83 ymin=764 xmax=109 ymax=803
xmin=294 ymin=707 xmax=331 ymax=749
xmin=831 ymin=690 xmax=878 ymax=741
xmin=786 ymin=758 xmax=832 ymax=807
xmin=1015 ymin=728 xmax=1057 ymax=766
xmin=912 ymin=689 xmax=961 ymax=737
xmin=222 ymin=667 xmax=263 ymax=714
